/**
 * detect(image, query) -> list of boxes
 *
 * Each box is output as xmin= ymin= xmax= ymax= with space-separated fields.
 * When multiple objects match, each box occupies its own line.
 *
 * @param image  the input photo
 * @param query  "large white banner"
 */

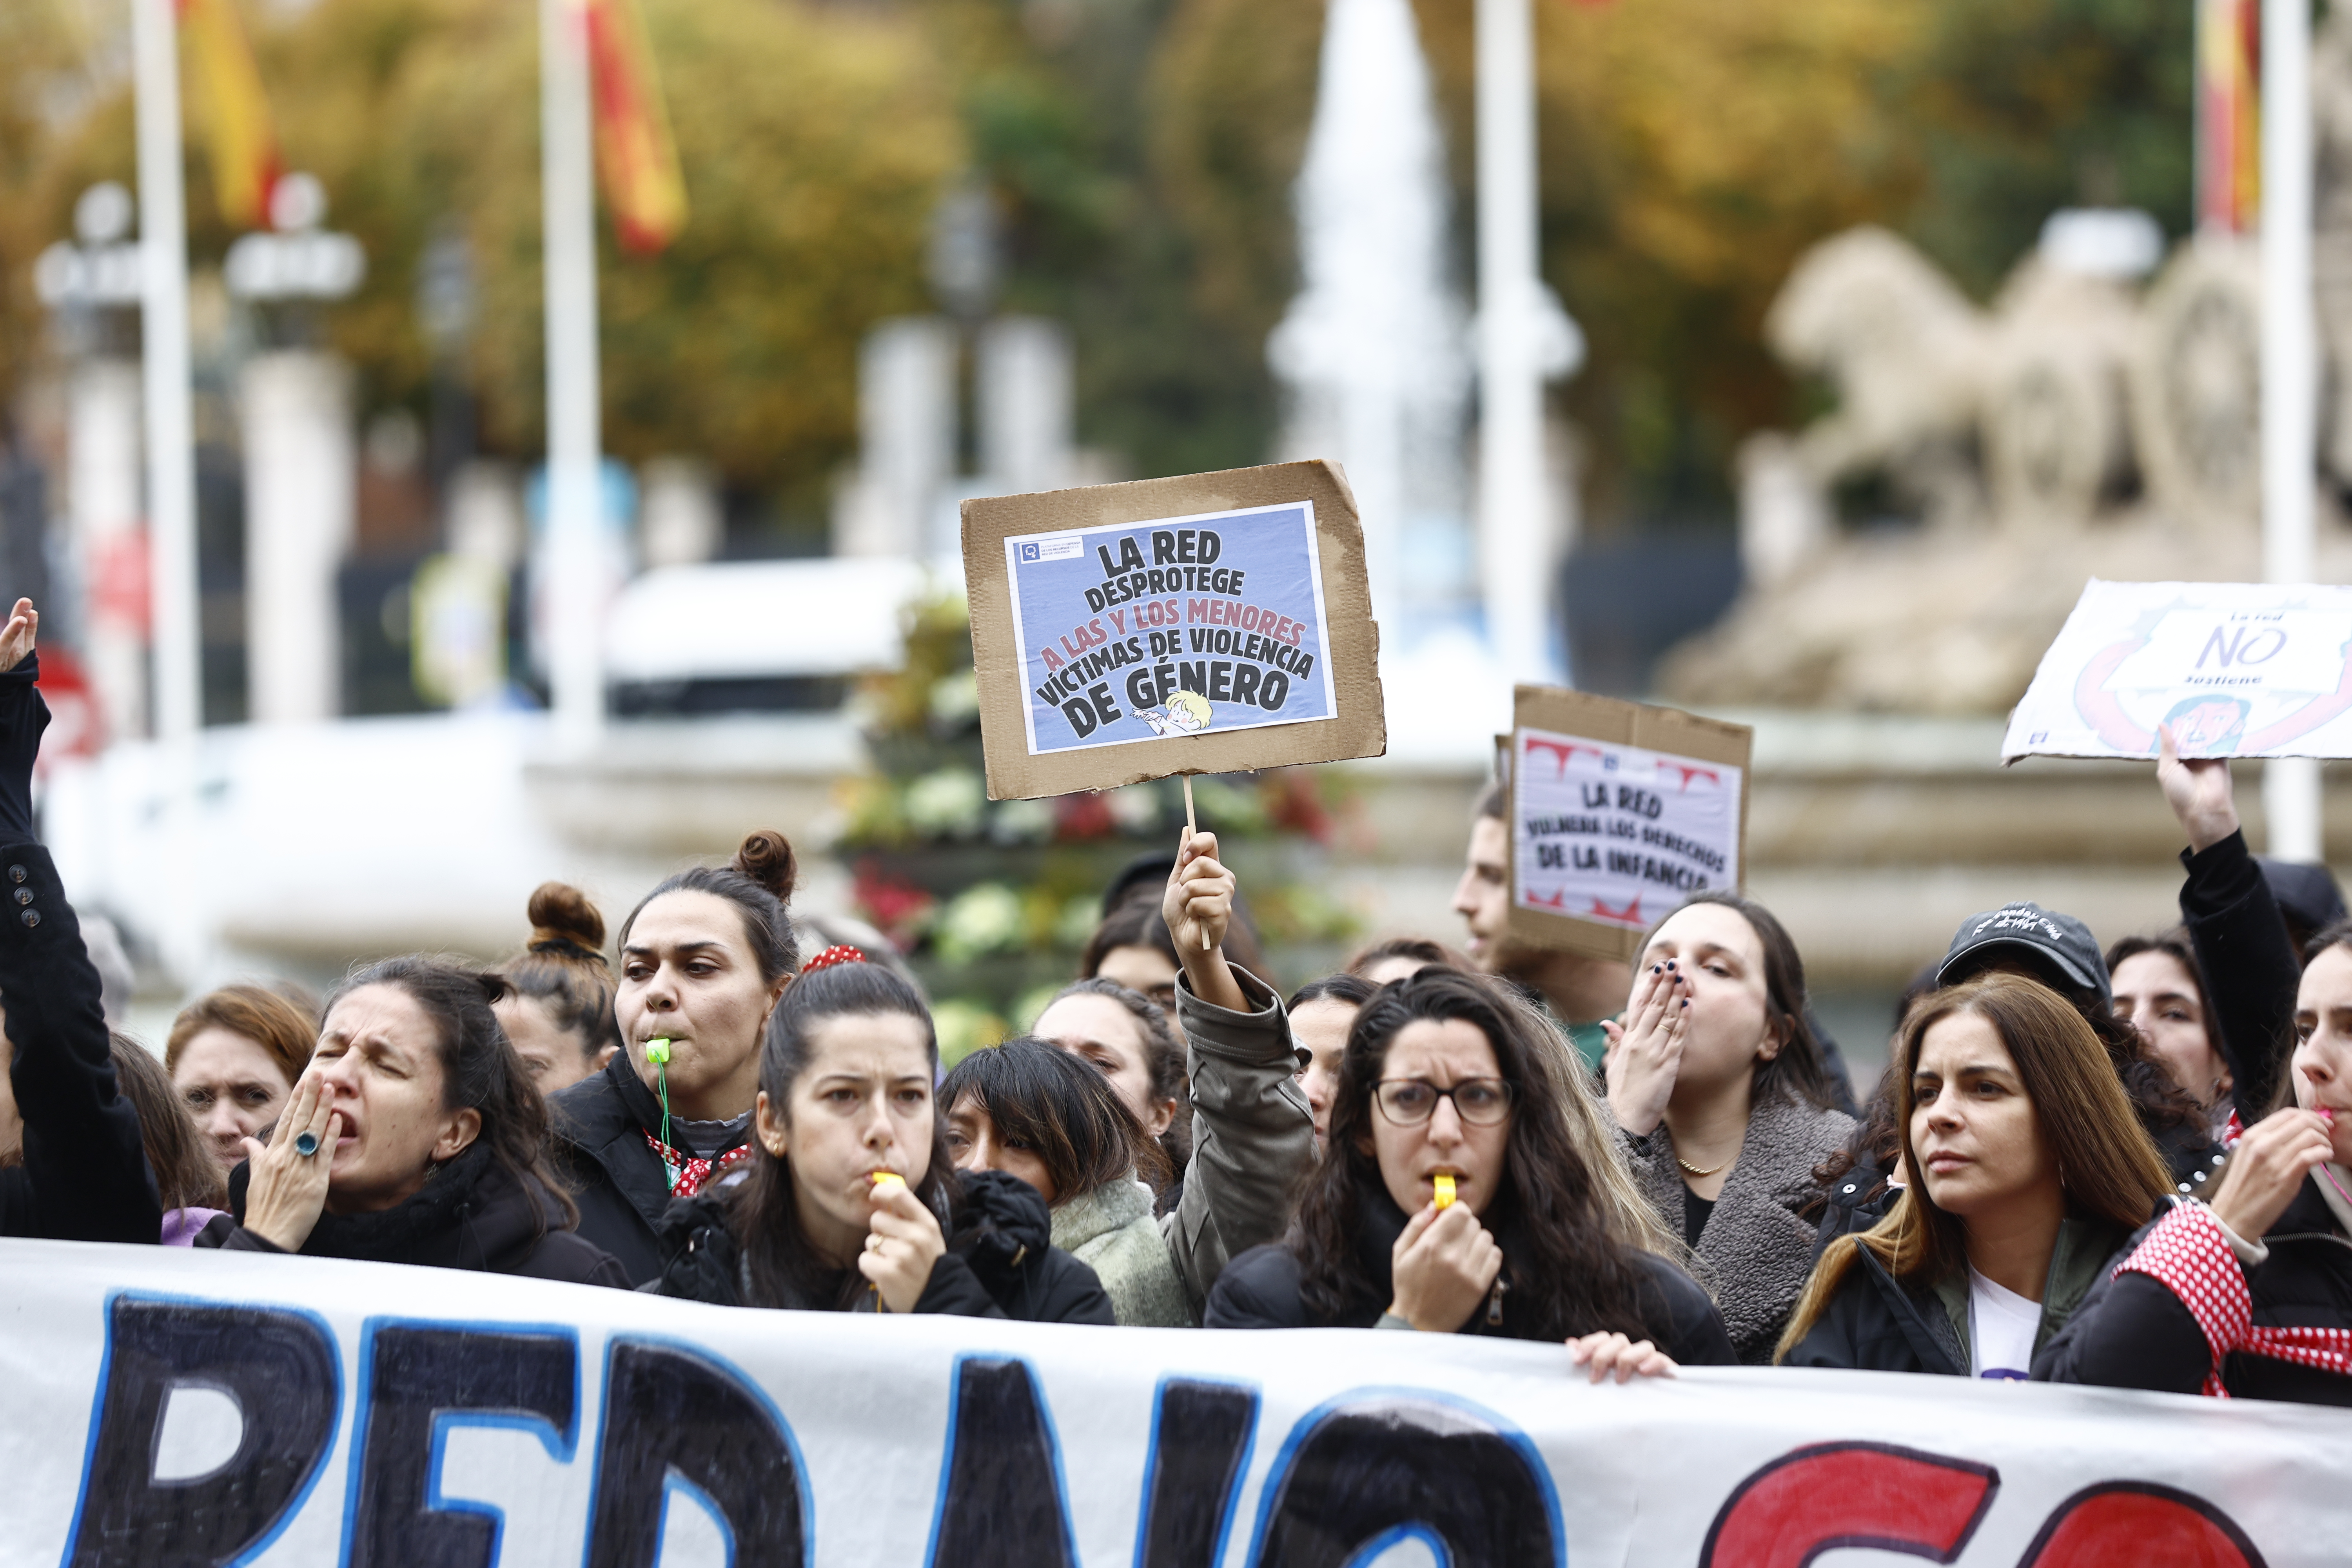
xmin=0 ymin=1239 xmax=2344 ymax=1567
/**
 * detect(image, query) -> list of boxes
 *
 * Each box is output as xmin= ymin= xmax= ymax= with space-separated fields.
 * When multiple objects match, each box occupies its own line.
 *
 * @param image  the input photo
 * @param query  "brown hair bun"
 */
xmin=526 ymin=881 xmax=607 ymax=958
xmin=732 ymin=829 xmax=798 ymax=905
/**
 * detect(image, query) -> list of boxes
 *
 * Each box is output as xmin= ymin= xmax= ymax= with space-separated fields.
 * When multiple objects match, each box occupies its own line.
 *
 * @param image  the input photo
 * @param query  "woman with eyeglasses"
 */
xmin=1205 ymin=968 xmax=1732 ymax=1379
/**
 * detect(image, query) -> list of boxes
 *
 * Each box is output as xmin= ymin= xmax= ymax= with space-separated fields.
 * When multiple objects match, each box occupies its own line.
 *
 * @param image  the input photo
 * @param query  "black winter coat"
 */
xmin=0 ymin=837 xmax=161 ymax=1245
xmin=1203 ymin=1190 xmax=1735 ymax=1365
xmin=2179 ymin=830 xmax=2300 ymax=1122
xmin=644 ymin=1167 xmax=1116 ymax=1324
xmin=196 ymin=1142 xmax=630 ymax=1288
xmin=1782 ymin=1213 xmax=2134 ymax=1375
xmin=548 ymin=1053 xmax=737 ymax=1285
xmin=2039 ymin=1180 xmax=2352 ymax=1406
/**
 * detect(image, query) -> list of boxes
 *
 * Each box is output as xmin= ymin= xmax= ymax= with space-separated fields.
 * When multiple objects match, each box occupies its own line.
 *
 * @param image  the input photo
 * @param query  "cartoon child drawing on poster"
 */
xmin=1140 ymin=691 xmax=1211 ymax=737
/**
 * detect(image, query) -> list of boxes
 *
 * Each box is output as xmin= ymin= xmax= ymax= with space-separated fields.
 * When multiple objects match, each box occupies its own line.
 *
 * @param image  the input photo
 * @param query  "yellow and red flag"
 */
xmin=178 ymin=0 xmax=282 ymax=230
xmin=584 ymin=0 xmax=688 ymax=255
xmin=2197 ymin=0 xmax=2258 ymax=233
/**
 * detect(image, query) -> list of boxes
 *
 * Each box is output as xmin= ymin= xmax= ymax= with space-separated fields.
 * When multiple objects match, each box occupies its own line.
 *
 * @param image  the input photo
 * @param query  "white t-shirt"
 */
xmin=1967 ymin=1268 xmax=2041 ymax=1381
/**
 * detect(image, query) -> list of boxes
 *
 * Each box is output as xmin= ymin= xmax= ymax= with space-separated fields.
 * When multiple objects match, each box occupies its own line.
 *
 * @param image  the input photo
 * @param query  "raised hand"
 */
xmin=1605 ymin=960 xmax=1690 ymax=1136
xmin=239 ymin=1071 xmax=339 ymax=1253
xmin=1166 ymin=827 xmax=1247 ymax=1011
xmin=2156 ymin=722 xmax=2239 ymax=854
xmin=0 ymin=599 xmax=36 ymax=674
xmin=1387 ymin=1200 xmax=1503 ymax=1332
xmin=859 ymin=1176 xmax=947 ymax=1313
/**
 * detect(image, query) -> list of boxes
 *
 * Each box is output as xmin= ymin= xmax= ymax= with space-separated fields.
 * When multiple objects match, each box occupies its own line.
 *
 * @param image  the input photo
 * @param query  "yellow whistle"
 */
xmin=1432 ymin=1172 xmax=1456 ymax=1209
xmin=870 ymin=1171 xmax=904 ymax=1191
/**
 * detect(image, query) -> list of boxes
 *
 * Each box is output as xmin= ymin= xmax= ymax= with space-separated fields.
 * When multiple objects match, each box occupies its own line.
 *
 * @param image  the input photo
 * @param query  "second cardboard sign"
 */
xmin=1506 ymin=686 xmax=1753 ymax=962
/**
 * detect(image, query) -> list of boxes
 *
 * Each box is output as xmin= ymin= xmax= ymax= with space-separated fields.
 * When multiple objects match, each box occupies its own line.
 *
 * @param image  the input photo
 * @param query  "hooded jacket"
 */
xmin=2039 ymin=1178 xmax=2352 ymax=1405
xmin=195 ymin=1142 xmax=628 ymax=1288
xmin=548 ymin=1053 xmax=741 ymax=1285
xmin=644 ymin=1167 xmax=1115 ymax=1324
xmin=1780 ymin=1212 xmax=2135 ymax=1375
xmin=1615 ymin=1090 xmax=1856 ymax=1363
xmin=1053 ymin=1176 xmax=1196 ymax=1327
xmin=1203 ymin=1187 xmax=1735 ymax=1364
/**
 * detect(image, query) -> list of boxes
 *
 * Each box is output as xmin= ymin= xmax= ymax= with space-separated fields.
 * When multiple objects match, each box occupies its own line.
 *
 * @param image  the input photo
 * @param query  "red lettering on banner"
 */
xmin=1700 ymin=1442 xmax=1997 ymax=1568
xmin=1187 ymin=598 xmax=1210 ymax=624
xmin=1041 ymin=645 xmax=1064 ymax=673
xmin=2016 ymin=1483 xmax=2264 ymax=1568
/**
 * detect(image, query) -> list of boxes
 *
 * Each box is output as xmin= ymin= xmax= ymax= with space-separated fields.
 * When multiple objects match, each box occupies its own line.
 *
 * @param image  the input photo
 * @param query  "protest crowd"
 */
xmin=5 ymin=585 xmax=2351 ymax=1424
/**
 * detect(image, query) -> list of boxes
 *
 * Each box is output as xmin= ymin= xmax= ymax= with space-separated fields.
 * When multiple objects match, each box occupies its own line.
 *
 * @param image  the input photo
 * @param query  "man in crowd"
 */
xmin=1452 ymin=782 xmax=1629 ymax=1071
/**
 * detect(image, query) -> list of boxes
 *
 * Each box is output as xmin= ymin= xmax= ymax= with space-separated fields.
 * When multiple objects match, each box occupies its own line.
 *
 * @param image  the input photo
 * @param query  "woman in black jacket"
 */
xmin=549 ymin=831 xmax=797 ymax=1283
xmin=2040 ymin=922 xmax=2352 ymax=1405
xmin=0 ymin=597 xmax=160 ymax=1245
xmin=646 ymin=958 xmax=1112 ymax=1323
xmin=1206 ymin=969 xmax=1731 ymax=1378
xmin=196 ymin=957 xmax=625 ymax=1287
xmin=1779 ymin=973 xmax=2175 ymax=1376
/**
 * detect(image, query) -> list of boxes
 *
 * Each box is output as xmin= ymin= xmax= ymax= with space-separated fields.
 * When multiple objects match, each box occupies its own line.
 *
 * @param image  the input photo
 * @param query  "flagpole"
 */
xmin=2261 ymin=0 xmax=2322 ymax=860
xmin=132 ymin=0 xmax=201 ymax=746
xmin=541 ymin=0 xmax=605 ymax=751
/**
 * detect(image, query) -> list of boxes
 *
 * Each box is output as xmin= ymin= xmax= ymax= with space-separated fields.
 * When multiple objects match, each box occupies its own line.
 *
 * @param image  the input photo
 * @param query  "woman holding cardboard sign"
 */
xmin=1603 ymin=891 xmax=1856 ymax=1363
xmin=1205 ymin=967 xmax=1731 ymax=1376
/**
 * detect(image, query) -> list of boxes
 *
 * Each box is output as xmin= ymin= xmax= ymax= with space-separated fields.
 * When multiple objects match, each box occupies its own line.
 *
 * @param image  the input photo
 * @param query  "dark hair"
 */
xmin=328 ymin=956 xmax=575 ymax=1230
xmin=1047 ymin=976 xmax=1192 ymax=1180
xmin=940 ymin=1037 xmax=1167 ymax=1201
xmin=1291 ymin=972 xmax=1380 ymax=1013
xmin=1079 ymin=882 xmax=1268 ymax=991
xmin=1345 ymin=937 xmax=1473 ymax=982
xmin=1639 ymin=891 xmax=1839 ymax=1111
xmin=730 ymin=962 xmax=951 ymax=1310
xmin=1287 ymin=967 xmax=1669 ymax=1341
xmin=620 ymin=830 xmax=801 ymax=988
xmin=165 ymin=983 xmax=317 ymax=1090
xmin=494 ymin=882 xmax=621 ymax=1064
xmin=1779 ymin=973 xmax=2175 ymax=1360
xmin=111 ymin=1033 xmax=227 ymax=1212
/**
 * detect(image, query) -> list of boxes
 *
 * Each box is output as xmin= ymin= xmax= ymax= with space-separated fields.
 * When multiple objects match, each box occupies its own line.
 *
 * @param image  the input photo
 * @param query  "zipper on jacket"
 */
xmin=1486 ymin=1276 xmax=1508 ymax=1327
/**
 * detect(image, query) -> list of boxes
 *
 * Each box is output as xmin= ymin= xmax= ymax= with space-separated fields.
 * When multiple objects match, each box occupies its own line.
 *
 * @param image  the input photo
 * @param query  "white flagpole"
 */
xmin=2262 ymin=0 xmax=2322 ymax=860
xmin=132 ymin=0 xmax=201 ymax=745
xmin=541 ymin=0 xmax=605 ymax=750
xmin=1475 ymin=0 xmax=1562 ymax=687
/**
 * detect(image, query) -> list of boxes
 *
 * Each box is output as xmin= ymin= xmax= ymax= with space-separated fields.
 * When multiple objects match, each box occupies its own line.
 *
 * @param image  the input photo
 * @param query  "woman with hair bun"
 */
xmin=195 ymin=956 xmax=626 ymax=1286
xmin=550 ymin=830 xmax=802 ymax=1284
xmin=494 ymin=882 xmax=622 ymax=1097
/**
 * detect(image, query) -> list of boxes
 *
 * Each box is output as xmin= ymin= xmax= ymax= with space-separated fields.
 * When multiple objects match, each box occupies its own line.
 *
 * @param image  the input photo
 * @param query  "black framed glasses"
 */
xmin=1372 ymin=1077 xmax=1515 ymax=1127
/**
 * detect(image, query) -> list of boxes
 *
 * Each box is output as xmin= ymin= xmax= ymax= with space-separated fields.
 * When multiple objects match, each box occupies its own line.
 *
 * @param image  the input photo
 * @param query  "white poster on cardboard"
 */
xmin=1512 ymin=726 xmax=1743 ymax=934
xmin=2003 ymin=580 xmax=2352 ymax=761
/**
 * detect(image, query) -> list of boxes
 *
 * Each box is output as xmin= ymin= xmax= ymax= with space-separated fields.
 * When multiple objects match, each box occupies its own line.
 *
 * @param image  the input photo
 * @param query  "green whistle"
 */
xmin=646 ymin=1037 xmax=672 ymax=1065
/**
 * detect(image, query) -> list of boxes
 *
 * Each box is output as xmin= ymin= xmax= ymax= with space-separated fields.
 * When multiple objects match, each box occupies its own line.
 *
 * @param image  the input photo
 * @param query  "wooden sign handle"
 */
xmin=1180 ymin=775 xmax=1208 ymax=949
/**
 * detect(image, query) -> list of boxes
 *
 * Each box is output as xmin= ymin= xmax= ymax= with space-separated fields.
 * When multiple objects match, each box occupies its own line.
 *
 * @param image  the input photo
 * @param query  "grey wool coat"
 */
xmin=1052 ymin=1176 xmax=1197 ymax=1327
xmin=1615 ymin=1090 xmax=1856 ymax=1364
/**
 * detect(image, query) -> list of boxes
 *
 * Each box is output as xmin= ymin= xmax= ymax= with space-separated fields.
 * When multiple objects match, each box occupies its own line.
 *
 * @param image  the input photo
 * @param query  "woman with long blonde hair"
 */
xmin=1778 ymin=973 xmax=2173 ymax=1377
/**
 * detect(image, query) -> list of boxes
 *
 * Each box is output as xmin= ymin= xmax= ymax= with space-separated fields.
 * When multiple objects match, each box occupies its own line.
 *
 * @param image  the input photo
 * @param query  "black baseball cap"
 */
xmin=2254 ymin=856 xmax=2348 ymax=951
xmin=1936 ymin=902 xmax=2111 ymax=1010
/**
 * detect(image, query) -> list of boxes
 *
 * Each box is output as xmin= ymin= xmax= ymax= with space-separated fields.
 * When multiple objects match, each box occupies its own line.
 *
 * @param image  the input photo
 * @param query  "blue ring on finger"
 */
xmin=294 ymin=1131 xmax=320 ymax=1158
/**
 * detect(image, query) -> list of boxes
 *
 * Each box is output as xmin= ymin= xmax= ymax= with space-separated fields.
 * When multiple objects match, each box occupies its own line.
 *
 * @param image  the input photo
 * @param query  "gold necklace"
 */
xmin=1676 ymin=1152 xmax=1727 ymax=1178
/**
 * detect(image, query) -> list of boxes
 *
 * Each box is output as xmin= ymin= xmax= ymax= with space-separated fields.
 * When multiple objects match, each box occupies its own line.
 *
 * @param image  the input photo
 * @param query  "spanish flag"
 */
xmin=179 ymin=0 xmax=282 ymax=230
xmin=584 ymin=0 xmax=688 ymax=254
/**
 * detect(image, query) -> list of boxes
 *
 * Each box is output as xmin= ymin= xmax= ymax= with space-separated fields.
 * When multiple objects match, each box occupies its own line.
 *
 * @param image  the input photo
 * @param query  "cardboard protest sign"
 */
xmin=1507 ymin=686 xmax=1751 ymax=962
xmin=9 ymin=1239 xmax=2346 ymax=1566
xmin=964 ymin=460 xmax=1385 ymax=799
xmin=2004 ymin=579 xmax=2352 ymax=762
